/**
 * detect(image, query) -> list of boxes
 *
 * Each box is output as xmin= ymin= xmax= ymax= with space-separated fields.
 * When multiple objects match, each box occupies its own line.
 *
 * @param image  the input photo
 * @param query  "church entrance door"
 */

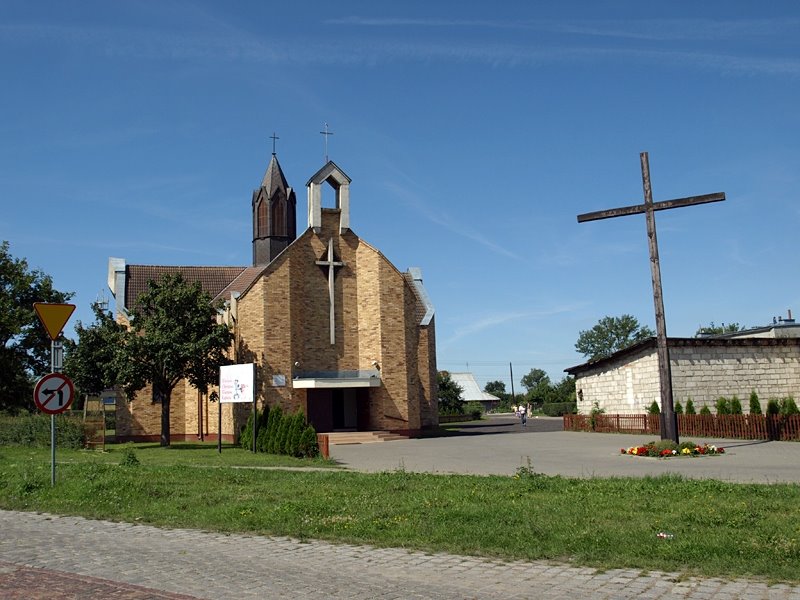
xmin=306 ymin=388 xmax=369 ymax=433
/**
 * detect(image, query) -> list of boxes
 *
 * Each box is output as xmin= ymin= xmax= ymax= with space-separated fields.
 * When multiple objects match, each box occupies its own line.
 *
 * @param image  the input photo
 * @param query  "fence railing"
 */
xmin=563 ymin=413 xmax=800 ymax=441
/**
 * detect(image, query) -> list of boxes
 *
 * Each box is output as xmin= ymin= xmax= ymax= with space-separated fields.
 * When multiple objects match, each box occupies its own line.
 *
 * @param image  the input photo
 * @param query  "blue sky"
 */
xmin=2 ymin=1 xmax=799 ymax=392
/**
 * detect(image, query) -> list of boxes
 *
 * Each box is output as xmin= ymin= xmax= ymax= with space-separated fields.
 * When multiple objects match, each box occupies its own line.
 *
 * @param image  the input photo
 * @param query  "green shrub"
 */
xmin=541 ymin=402 xmax=576 ymax=417
xmin=699 ymin=406 xmax=712 ymax=416
xmin=647 ymin=401 xmax=660 ymax=415
xmin=749 ymin=390 xmax=762 ymax=415
xmin=298 ymin=425 xmax=319 ymax=458
xmin=0 ymin=412 xmax=86 ymax=449
xmin=730 ymin=396 xmax=743 ymax=415
xmin=464 ymin=401 xmax=484 ymax=420
xmin=256 ymin=422 xmax=270 ymax=452
xmin=766 ymin=399 xmax=781 ymax=416
xmin=239 ymin=409 xmax=257 ymax=450
xmin=284 ymin=411 xmax=304 ymax=455
xmin=674 ymin=401 xmax=683 ymax=415
xmin=780 ymin=397 xmax=799 ymax=416
xmin=715 ymin=397 xmax=730 ymax=415
xmin=653 ymin=440 xmax=678 ymax=453
xmin=275 ymin=413 xmax=290 ymax=455
xmin=685 ymin=398 xmax=696 ymax=415
xmin=266 ymin=406 xmax=283 ymax=454
xmin=120 ymin=447 xmax=140 ymax=467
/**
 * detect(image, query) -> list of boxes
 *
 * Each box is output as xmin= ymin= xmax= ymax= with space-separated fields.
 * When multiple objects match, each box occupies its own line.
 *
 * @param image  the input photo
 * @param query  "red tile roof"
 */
xmin=125 ymin=265 xmax=247 ymax=310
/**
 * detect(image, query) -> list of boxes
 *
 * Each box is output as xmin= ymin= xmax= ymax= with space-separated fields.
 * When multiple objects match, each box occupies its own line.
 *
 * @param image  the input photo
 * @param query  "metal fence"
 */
xmin=563 ymin=413 xmax=800 ymax=441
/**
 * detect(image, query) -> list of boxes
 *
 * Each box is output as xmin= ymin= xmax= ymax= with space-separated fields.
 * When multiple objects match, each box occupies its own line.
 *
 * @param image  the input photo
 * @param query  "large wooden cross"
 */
xmin=315 ymin=238 xmax=344 ymax=345
xmin=577 ymin=152 xmax=725 ymax=443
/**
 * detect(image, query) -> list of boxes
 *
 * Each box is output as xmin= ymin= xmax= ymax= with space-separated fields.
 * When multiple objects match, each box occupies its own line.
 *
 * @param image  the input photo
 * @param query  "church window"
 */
xmin=256 ymin=199 xmax=267 ymax=236
xmin=271 ymin=195 xmax=286 ymax=236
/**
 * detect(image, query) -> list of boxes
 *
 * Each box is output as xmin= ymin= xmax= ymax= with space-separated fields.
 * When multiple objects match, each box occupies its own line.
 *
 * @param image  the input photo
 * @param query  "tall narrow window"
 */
xmin=257 ymin=199 xmax=267 ymax=236
xmin=272 ymin=196 xmax=286 ymax=236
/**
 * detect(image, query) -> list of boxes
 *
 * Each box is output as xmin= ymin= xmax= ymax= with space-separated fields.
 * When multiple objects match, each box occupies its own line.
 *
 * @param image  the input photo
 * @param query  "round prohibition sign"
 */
xmin=33 ymin=373 xmax=75 ymax=415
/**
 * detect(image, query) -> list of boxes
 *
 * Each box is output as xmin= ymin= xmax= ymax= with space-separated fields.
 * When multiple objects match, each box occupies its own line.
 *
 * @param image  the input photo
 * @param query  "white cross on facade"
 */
xmin=315 ymin=238 xmax=344 ymax=345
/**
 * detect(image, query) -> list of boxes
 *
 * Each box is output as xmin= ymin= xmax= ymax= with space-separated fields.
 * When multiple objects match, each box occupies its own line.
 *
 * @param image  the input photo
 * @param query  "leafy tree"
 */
xmin=437 ymin=371 xmax=464 ymax=414
xmin=551 ymin=376 xmax=576 ymax=404
xmin=520 ymin=368 xmax=551 ymax=403
xmin=0 ymin=241 xmax=72 ymax=412
xmin=115 ymin=273 xmax=233 ymax=446
xmin=484 ymin=380 xmax=506 ymax=396
xmin=575 ymin=314 xmax=654 ymax=361
xmin=64 ymin=303 xmax=126 ymax=397
xmin=695 ymin=322 xmax=745 ymax=336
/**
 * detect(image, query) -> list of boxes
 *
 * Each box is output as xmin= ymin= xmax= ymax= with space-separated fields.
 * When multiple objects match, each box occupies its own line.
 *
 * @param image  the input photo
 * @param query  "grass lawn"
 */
xmin=3 ymin=442 xmax=338 ymax=469
xmin=1 ymin=443 xmax=799 ymax=583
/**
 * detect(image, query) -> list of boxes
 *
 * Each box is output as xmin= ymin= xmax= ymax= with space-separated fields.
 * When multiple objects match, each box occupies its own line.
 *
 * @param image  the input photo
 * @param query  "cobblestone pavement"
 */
xmin=2 ymin=510 xmax=800 ymax=599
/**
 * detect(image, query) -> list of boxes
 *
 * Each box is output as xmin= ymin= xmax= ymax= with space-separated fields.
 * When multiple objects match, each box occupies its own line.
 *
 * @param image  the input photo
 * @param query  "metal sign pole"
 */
xmin=50 ymin=340 xmax=56 ymax=487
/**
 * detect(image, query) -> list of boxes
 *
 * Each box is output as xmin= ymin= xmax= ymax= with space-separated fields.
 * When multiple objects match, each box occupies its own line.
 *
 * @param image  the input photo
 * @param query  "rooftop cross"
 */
xmin=577 ymin=152 xmax=725 ymax=444
xmin=270 ymin=132 xmax=279 ymax=155
xmin=319 ymin=122 xmax=334 ymax=163
xmin=315 ymin=237 xmax=345 ymax=345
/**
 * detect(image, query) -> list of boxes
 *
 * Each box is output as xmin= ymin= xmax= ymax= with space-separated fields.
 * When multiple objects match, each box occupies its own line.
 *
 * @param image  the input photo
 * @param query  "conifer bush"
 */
xmin=780 ymin=397 xmax=799 ymax=416
xmin=685 ymin=398 xmax=696 ymax=415
xmin=266 ymin=406 xmax=283 ymax=454
xmin=715 ymin=397 xmax=730 ymax=415
xmin=674 ymin=401 xmax=683 ymax=415
xmin=648 ymin=401 xmax=660 ymax=415
xmin=749 ymin=390 xmax=762 ymax=415
xmin=298 ymin=425 xmax=319 ymax=457
xmin=766 ymin=399 xmax=781 ymax=416
xmin=700 ymin=406 xmax=712 ymax=416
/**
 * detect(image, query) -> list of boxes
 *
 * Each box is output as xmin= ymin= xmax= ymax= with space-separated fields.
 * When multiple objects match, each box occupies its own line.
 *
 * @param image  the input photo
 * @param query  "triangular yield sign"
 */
xmin=33 ymin=303 xmax=76 ymax=340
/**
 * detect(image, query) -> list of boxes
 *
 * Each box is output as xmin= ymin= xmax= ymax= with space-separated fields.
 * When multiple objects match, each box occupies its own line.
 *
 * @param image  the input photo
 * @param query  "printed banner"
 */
xmin=219 ymin=363 xmax=254 ymax=403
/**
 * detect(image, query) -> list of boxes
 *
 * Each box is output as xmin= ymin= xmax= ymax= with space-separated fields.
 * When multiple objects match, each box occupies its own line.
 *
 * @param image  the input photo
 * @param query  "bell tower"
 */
xmin=252 ymin=148 xmax=296 ymax=266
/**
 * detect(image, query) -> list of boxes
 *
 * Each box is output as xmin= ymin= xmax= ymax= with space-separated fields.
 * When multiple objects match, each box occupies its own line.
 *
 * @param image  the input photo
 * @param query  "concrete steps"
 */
xmin=325 ymin=431 xmax=408 ymax=445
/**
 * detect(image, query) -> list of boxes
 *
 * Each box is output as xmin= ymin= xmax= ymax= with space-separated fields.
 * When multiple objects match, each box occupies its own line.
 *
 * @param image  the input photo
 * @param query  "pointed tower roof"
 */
xmin=260 ymin=153 xmax=291 ymax=192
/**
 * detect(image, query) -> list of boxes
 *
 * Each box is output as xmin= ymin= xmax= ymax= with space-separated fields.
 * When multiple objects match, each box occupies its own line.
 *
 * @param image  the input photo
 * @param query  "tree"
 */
xmin=437 ymin=371 xmax=464 ymax=414
xmin=484 ymin=380 xmax=506 ymax=396
xmin=575 ymin=314 xmax=655 ymax=361
xmin=0 ymin=241 xmax=72 ymax=412
xmin=64 ymin=303 xmax=127 ymax=397
xmin=695 ymin=322 xmax=745 ymax=336
xmin=115 ymin=273 xmax=233 ymax=446
xmin=520 ymin=368 xmax=551 ymax=404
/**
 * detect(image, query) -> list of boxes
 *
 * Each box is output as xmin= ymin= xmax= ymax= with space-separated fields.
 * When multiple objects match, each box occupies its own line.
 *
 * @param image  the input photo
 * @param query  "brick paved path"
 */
xmin=2 ymin=510 xmax=799 ymax=599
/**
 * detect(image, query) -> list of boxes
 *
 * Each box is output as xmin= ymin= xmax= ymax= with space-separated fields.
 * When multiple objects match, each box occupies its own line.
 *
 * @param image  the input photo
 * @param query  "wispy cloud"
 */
xmin=382 ymin=181 xmax=520 ymax=260
xmin=2 ymin=16 xmax=798 ymax=76
xmin=442 ymin=303 xmax=587 ymax=347
xmin=328 ymin=16 xmax=800 ymax=42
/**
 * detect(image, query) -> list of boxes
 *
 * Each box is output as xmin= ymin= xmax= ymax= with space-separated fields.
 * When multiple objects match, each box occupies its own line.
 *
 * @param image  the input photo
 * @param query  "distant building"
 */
xmin=449 ymin=372 xmax=500 ymax=412
xmin=566 ymin=317 xmax=800 ymax=415
xmin=108 ymin=153 xmax=438 ymax=441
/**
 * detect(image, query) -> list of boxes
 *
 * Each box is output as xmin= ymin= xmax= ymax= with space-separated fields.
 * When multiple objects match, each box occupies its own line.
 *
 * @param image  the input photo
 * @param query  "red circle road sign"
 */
xmin=33 ymin=373 xmax=75 ymax=414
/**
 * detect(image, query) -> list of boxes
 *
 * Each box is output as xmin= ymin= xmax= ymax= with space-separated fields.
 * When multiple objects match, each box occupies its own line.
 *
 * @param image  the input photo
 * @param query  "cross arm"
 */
xmin=577 ymin=192 xmax=725 ymax=223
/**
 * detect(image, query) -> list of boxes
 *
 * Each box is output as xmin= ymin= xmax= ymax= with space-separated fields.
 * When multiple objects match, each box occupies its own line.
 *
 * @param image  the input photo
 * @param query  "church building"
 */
xmin=108 ymin=151 xmax=438 ymax=441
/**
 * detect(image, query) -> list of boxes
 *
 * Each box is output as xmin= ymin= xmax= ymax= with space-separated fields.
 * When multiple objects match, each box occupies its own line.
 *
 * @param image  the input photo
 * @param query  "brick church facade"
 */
xmin=108 ymin=153 xmax=438 ymax=441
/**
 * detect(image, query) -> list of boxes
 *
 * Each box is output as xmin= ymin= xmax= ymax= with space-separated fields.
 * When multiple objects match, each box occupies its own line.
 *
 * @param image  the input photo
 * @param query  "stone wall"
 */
xmin=575 ymin=338 xmax=800 ymax=415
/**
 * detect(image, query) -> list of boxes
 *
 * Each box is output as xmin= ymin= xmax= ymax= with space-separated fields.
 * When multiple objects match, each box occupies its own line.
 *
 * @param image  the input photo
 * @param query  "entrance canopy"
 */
xmin=292 ymin=369 xmax=381 ymax=389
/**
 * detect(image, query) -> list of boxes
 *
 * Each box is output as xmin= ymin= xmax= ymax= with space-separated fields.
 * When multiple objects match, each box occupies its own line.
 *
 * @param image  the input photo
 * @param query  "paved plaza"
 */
xmin=2 ymin=415 xmax=800 ymax=599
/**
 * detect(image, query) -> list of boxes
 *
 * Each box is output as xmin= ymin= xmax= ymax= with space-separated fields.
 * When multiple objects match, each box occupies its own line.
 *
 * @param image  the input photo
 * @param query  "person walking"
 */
xmin=521 ymin=404 xmax=528 ymax=427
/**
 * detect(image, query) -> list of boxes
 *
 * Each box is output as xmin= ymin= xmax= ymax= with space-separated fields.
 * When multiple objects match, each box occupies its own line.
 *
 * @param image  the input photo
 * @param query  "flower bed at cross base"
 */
xmin=621 ymin=441 xmax=725 ymax=458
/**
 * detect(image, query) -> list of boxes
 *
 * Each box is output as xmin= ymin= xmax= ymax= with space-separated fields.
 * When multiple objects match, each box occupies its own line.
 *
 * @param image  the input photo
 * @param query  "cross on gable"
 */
xmin=315 ymin=238 xmax=345 ymax=345
xmin=577 ymin=152 xmax=725 ymax=444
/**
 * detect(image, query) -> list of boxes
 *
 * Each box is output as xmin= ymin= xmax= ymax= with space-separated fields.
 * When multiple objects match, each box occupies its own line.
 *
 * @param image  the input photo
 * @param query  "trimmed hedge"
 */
xmin=240 ymin=407 xmax=319 ymax=458
xmin=541 ymin=402 xmax=576 ymax=417
xmin=0 ymin=412 xmax=87 ymax=449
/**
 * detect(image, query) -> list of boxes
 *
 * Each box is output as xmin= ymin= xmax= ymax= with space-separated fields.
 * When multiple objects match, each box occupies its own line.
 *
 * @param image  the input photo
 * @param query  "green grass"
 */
xmin=2 ymin=442 xmax=337 ymax=469
xmin=1 ymin=445 xmax=799 ymax=583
